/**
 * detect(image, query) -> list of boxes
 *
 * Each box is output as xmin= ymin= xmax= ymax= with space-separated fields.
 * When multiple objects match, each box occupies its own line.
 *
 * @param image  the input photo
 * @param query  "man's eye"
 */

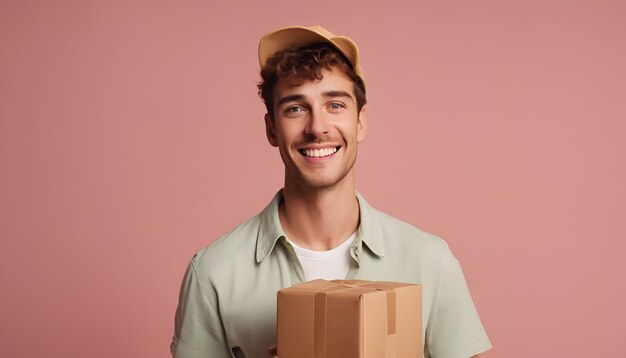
xmin=286 ymin=106 xmax=303 ymax=113
xmin=330 ymin=103 xmax=345 ymax=110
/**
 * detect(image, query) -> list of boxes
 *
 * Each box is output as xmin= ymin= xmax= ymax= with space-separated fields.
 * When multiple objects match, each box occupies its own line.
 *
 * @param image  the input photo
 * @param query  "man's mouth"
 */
xmin=298 ymin=146 xmax=340 ymax=158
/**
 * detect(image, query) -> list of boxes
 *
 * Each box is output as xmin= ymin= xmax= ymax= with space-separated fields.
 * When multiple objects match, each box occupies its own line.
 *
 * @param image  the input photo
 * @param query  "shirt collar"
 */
xmin=255 ymin=189 xmax=385 ymax=263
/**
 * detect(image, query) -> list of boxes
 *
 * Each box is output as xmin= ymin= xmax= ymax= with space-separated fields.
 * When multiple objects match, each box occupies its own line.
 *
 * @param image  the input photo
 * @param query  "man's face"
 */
xmin=265 ymin=66 xmax=367 ymax=190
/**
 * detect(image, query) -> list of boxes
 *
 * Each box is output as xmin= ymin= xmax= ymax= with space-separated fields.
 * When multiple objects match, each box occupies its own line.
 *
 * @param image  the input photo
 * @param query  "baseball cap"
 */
xmin=258 ymin=25 xmax=365 ymax=84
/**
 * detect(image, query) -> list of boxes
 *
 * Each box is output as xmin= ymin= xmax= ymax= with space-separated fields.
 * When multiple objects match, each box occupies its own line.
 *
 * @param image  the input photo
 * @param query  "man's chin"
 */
xmin=294 ymin=170 xmax=353 ymax=190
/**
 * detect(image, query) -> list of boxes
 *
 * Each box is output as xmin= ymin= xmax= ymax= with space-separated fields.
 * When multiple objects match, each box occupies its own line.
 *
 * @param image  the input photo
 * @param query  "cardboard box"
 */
xmin=275 ymin=279 xmax=422 ymax=358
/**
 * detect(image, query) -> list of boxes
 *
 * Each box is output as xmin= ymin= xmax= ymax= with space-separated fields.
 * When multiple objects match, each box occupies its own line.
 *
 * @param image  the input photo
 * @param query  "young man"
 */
xmin=171 ymin=26 xmax=492 ymax=358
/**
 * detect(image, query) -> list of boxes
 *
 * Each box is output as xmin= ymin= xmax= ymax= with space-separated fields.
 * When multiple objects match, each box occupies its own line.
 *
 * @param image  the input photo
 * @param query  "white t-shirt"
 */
xmin=287 ymin=232 xmax=356 ymax=281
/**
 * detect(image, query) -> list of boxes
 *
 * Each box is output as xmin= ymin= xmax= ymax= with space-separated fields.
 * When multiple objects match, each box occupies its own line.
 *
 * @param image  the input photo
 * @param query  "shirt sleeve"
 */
xmin=425 ymin=243 xmax=492 ymax=358
xmin=171 ymin=256 xmax=232 ymax=358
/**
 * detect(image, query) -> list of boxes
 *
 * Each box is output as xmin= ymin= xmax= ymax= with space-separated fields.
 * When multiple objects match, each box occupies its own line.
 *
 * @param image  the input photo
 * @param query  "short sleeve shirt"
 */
xmin=171 ymin=190 xmax=492 ymax=358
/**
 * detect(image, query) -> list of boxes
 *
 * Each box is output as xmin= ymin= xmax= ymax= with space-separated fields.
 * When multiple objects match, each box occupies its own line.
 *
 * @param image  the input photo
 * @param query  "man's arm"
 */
xmin=171 ymin=256 xmax=231 ymax=358
xmin=425 ymin=241 xmax=492 ymax=357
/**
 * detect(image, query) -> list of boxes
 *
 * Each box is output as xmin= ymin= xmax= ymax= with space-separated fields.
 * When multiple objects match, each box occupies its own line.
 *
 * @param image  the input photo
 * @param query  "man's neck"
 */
xmin=279 ymin=174 xmax=360 ymax=251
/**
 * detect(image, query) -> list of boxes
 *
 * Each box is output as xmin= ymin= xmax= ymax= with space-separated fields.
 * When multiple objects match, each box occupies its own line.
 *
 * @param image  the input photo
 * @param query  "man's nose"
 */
xmin=305 ymin=108 xmax=330 ymax=137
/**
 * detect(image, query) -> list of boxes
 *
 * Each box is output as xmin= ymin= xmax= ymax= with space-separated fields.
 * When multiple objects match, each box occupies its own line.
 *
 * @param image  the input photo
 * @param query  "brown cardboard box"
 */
xmin=275 ymin=279 xmax=422 ymax=358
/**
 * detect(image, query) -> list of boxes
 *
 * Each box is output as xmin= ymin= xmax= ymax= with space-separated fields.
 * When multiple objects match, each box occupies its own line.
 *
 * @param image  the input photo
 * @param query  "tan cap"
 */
xmin=258 ymin=25 xmax=365 ymax=83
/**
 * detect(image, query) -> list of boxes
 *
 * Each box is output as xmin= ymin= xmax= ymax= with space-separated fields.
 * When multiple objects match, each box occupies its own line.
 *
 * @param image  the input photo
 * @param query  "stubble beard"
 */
xmin=283 ymin=145 xmax=357 ymax=192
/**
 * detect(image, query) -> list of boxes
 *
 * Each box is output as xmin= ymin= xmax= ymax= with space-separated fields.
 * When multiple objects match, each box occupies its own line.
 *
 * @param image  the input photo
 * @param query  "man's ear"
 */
xmin=356 ymin=104 xmax=368 ymax=143
xmin=264 ymin=113 xmax=278 ymax=147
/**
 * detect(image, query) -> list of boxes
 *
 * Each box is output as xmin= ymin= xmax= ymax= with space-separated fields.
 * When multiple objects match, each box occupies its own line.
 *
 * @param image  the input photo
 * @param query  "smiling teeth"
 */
xmin=302 ymin=147 xmax=338 ymax=158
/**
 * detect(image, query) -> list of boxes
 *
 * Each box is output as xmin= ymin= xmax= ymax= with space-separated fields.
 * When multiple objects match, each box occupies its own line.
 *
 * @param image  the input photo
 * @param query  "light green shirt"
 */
xmin=171 ymin=191 xmax=491 ymax=358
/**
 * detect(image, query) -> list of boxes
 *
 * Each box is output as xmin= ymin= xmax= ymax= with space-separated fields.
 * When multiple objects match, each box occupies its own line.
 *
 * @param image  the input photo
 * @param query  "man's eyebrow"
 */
xmin=276 ymin=91 xmax=354 ymax=107
xmin=323 ymin=90 xmax=354 ymax=102
xmin=276 ymin=94 xmax=305 ymax=107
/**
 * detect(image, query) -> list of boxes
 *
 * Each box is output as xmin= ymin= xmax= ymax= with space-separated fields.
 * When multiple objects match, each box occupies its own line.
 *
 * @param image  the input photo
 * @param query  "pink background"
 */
xmin=1 ymin=1 xmax=624 ymax=357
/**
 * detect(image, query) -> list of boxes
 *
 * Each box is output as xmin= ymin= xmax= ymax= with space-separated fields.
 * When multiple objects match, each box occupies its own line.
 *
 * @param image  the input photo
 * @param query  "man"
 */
xmin=171 ymin=25 xmax=492 ymax=358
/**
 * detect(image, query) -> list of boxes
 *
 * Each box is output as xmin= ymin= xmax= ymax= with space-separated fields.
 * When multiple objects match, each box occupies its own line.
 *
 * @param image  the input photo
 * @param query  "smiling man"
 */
xmin=171 ymin=26 xmax=492 ymax=358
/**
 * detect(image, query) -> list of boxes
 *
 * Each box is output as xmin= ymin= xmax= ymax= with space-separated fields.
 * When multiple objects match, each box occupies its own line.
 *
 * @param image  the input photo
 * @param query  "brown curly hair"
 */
xmin=258 ymin=43 xmax=367 ymax=120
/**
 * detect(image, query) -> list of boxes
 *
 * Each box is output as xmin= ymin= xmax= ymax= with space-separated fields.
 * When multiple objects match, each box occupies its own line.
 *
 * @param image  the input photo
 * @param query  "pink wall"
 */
xmin=1 ymin=1 xmax=624 ymax=357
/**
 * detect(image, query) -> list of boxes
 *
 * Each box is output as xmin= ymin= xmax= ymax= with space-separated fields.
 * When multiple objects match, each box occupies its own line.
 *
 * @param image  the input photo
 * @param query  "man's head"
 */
xmin=257 ymin=26 xmax=368 ymax=190
xmin=257 ymin=26 xmax=367 ymax=121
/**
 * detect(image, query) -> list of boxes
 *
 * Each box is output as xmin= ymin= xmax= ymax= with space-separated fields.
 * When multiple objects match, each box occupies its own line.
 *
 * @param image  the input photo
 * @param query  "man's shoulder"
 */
xmin=191 ymin=212 xmax=263 ymax=271
xmin=357 ymin=201 xmax=458 ymax=281
xmin=372 ymin=206 xmax=452 ymax=254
